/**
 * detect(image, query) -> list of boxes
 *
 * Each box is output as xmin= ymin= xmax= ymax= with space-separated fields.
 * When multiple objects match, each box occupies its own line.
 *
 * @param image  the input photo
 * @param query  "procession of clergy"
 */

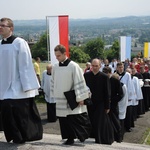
xmin=40 ymin=56 xmax=150 ymax=145
xmin=82 ymin=57 xmax=150 ymax=144
xmin=1 ymin=56 xmax=150 ymax=145
xmin=1 ymin=17 xmax=150 ymax=146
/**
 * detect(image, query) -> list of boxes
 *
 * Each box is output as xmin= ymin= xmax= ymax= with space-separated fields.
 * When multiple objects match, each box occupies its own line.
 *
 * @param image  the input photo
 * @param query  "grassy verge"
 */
xmin=141 ymin=128 xmax=150 ymax=145
xmin=35 ymin=94 xmax=45 ymax=103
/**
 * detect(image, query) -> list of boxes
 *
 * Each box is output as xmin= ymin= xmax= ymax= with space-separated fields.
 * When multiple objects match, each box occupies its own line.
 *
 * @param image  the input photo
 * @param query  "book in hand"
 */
xmin=84 ymin=98 xmax=92 ymax=105
xmin=64 ymin=90 xmax=78 ymax=110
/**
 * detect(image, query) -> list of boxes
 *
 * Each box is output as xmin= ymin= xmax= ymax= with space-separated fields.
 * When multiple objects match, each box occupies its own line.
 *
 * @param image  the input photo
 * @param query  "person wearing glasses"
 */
xmin=0 ymin=18 xmax=43 ymax=144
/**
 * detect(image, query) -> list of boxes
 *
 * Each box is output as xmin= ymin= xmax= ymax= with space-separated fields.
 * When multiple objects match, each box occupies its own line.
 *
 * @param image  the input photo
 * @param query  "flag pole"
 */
xmin=46 ymin=16 xmax=50 ymax=62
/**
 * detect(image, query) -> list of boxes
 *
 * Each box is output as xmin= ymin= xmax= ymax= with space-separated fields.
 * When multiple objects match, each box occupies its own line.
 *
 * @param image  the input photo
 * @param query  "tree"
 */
xmin=31 ymin=33 xmax=48 ymax=60
xmin=111 ymin=40 xmax=120 ymax=59
xmin=70 ymin=46 xmax=90 ymax=63
xmin=84 ymin=38 xmax=105 ymax=59
xmin=103 ymin=40 xmax=120 ymax=61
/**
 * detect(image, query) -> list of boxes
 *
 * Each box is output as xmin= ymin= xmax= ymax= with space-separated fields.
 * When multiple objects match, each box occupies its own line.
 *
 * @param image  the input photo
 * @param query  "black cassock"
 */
xmin=141 ymin=72 xmax=150 ymax=111
xmin=133 ymin=72 xmax=145 ymax=115
xmin=84 ymin=71 xmax=114 ymax=144
xmin=1 ymin=98 xmax=43 ymax=143
xmin=0 ymin=101 xmax=3 ymax=131
xmin=109 ymin=77 xmax=123 ymax=142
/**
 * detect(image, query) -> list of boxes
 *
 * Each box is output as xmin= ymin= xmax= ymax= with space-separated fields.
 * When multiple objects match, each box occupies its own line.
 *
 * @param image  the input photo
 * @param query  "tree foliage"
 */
xmin=31 ymin=34 xmax=120 ymax=63
xmin=104 ymin=40 xmax=120 ymax=61
xmin=84 ymin=38 xmax=104 ymax=59
xmin=70 ymin=46 xmax=90 ymax=63
xmin=31 ymin=33 xmax=48 ymax=60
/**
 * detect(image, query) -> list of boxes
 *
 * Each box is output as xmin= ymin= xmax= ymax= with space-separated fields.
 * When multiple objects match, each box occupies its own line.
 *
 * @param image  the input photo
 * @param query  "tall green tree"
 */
xmin=111 ymin=40 xmax=120 ymax=59
xmin=31 ymin=33 xmax=48 ymax=60
xmin=84 ymin=38 xmax=104 ymax=59
xmin=104 ymin=40 xmax=120 ymax=61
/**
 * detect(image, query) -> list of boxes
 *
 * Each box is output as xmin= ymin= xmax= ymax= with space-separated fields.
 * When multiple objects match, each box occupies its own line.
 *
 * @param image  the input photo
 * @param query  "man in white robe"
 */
xmin=50 ymin=44 xmax=91 ymax=145
xmin=0 ymin=18 xmax=43 ymax=144
xmin=126 ymin=68 xmax=140 ymax=121
xmin=132 ymin=75 xmax=143 ymax=119
xmin=41 ymin=64 xmax=57 ymax=122
xmin=116 ymin=62 xmax=135 ymax=132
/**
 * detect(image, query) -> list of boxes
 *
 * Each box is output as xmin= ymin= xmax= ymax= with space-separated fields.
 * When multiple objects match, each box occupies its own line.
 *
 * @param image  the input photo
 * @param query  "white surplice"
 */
xmin=0 ymin=37 xmax=40 ymax=100
xmin=41 ymin=70 xmax=55 ymax=103
xmin=119 ymin=72 xmax=135 ymax=106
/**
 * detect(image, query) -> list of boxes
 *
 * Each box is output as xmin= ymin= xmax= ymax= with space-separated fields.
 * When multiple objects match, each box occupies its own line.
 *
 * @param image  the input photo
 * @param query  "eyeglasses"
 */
xmin=0 ymin=25 xmax=10 ymax=28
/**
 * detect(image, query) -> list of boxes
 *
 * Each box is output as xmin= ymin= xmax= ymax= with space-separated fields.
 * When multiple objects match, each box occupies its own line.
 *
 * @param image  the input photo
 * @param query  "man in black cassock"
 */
xmin=102 ymin=66 xmax=123 ymax=142
xmin=140 ymin=65 xmax=150 ymax=112
xmin=84 ymin=58 xmax=114 ymax=144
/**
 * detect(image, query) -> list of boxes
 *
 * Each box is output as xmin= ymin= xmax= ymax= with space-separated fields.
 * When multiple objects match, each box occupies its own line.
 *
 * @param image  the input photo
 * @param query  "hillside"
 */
xmin=13 ymin=16 xmax=150 ymax=44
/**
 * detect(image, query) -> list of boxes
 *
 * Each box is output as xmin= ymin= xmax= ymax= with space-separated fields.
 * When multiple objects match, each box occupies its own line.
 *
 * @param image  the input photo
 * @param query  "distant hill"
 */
xmin=13 ymin=16 xmax=150 ymax=44
xmin=14 ymin=16 xmax=150 ymax=27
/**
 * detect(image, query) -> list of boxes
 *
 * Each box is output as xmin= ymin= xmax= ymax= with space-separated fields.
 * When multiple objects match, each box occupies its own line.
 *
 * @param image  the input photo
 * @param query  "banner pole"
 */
xmin=46 ymin=16 xmax=50 ymax=62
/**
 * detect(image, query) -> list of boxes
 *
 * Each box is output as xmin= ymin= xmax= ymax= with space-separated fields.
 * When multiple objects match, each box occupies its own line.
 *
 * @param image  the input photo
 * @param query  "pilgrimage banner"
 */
xmin=120 ymin=36 xmax=131 ymax=62
xmin=47 ymin=15 xmax=69 ymax=65
xmin=144 ymin=42 xmax=150 ymax=58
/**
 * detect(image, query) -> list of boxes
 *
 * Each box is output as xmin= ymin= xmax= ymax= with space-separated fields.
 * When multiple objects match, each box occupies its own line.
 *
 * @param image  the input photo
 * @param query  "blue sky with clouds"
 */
xmin=1 ymin=0 xmax=150 ymax=20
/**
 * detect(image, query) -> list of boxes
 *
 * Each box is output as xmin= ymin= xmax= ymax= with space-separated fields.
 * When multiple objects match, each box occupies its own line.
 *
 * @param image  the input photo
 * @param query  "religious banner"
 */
xmin=144 ymin=42 xmax=150 ymax=58
xmin=47 ymin=15 xmax=69 ymax=65
xmin=120 ymin=36 xmax=131 ymax=62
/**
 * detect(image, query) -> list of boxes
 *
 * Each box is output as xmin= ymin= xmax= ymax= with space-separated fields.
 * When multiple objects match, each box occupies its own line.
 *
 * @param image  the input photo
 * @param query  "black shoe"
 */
xmin=13 ymin=139 xmax=25 ymax=144
xmin=79 ymin=138 xmax=85 ymax=142
xmin=126 ymin=128 xmax=132 ymax=132
xmin=64 ymin=139 xmax=74 ymax=145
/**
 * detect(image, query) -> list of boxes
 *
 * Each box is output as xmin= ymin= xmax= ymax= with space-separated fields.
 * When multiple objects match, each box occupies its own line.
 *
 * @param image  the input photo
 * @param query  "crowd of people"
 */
xmin=84 ymin=57 xmax=150 ymax=144
xmin=0 ymin=17 xmax=150 ymax=146
xmin=40 ymin=49 xmax=150 ymax=145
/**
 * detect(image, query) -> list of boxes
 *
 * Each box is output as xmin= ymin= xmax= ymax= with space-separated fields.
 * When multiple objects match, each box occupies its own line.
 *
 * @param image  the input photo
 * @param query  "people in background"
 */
xmin=34 ymin=57 xmax=41 ymax=85
xmin=84 ymin=62 xmax=92 ymax=73
xmin=41 ymin=64 xmax=57 ymax=122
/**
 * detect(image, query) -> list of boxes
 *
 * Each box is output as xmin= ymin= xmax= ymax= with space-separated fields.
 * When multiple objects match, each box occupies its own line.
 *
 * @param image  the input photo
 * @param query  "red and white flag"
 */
xmin=47 ymin=15 xmax=69 ymax=65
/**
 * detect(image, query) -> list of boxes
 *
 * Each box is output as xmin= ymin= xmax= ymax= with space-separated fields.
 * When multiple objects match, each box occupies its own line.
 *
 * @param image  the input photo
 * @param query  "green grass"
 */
xmin=39 ymin=62 xmax=49 ymax=78
xmin=141 ymin=128 xmax=150 ymax=145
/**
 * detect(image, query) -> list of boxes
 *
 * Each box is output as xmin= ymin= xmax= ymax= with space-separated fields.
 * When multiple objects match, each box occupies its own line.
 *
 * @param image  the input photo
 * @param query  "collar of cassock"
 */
xmin=2 ymin=35 xmax=16 ymax=44
xmin=47 ymin=72 xmax=51 ymax=75
xmin=59 ymin=58 xmax=71 ymax=66
xmin=116 ymin=71 xmax=125 ymax=76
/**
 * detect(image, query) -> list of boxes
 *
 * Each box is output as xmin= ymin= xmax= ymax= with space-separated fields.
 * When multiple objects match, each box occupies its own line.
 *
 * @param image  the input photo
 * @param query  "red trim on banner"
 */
xmin=58 ymin=16 xmax=69 ymax=57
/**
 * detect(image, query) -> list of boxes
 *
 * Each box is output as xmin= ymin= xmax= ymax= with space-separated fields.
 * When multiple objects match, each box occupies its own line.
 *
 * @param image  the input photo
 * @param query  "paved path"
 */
xmin=38 ymin=103 xmax=150 ymax=144
xmin=0 ymin=104 xmax=150 ymax=150
xmin=0 ymin=132 xmax=150 ymax=150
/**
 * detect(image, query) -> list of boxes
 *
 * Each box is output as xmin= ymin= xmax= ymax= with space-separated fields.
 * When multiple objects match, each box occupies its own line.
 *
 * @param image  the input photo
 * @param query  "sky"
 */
xmin=1 ymin=0 xmax=150 ymax=20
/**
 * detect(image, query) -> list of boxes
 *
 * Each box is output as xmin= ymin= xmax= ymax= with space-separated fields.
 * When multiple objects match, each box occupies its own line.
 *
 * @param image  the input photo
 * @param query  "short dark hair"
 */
xmin=117 ymin=62 xmax=124 ymax=67
xmin=0 ymin=18 xmax=14 ymax=27
xmin=102 ymin=67 xmax=112 ymax=74
xmin=54 ymin=45 xmax=66 ymax=54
